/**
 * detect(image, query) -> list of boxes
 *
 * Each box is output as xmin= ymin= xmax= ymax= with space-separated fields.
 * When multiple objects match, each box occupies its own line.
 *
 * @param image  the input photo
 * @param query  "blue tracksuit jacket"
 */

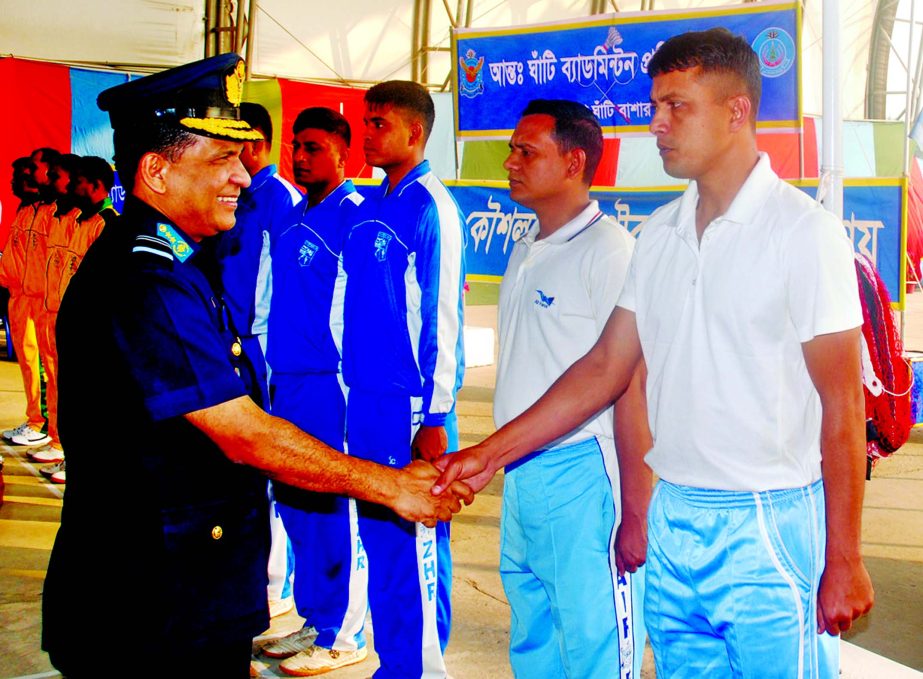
xmin=267 ymin=180 xmax=363 ymax=376
xmin=218 ymin=163 xmax=302 ymax=339
xmin=339 ymin=160 xmax=465 ymax=425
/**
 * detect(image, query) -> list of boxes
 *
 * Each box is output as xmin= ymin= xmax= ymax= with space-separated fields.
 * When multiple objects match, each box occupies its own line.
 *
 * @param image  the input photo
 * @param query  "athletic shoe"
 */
xmin=40 ymin=459 xmax=65 ymax=477
xmin=30 ymin=446 xmax=64 ymax=464
xmin=269 ymin=594 xmax=295 ymax=618
xmin=280 ymin=645 xmax=368 ymax=677
xmin=11 ymin=425 xmax=51 ymax=447
xmin=50 ymin=462 xmax=66 ymax=484
xmin=3 ymin=422 xmax=31 ymax=440
xmin=261 ymin=626 xmax=318 ymax=659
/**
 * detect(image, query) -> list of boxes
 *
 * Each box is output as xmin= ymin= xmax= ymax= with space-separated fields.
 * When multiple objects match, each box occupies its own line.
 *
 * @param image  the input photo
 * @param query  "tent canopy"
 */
xmin=0 ymin=0 xmax=908 ymax=122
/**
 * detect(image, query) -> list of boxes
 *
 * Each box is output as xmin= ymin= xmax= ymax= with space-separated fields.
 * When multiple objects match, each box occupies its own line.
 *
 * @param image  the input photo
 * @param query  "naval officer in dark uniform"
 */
xmin=41 ymin=54 xmax=472 ymax=678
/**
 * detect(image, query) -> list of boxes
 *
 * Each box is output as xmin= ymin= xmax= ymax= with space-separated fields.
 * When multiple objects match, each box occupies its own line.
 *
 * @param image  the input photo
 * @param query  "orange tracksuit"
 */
xmin=40 ymin=208 xmax=110 ymax=450
xmin=56 ymin=210 xmax=109 ymax=306
xmin=38 ymin=207 xmax=81 ymax=450
xmin=0 ymin=204 xmax=55 ymax=431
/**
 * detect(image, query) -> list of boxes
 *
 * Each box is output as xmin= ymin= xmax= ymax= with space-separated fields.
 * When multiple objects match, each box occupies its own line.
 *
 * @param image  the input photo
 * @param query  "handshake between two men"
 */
xmin=405 ymin=422 xmax=501 ymax=526
xmin=392 ymin=458 xmax=475 ymax=527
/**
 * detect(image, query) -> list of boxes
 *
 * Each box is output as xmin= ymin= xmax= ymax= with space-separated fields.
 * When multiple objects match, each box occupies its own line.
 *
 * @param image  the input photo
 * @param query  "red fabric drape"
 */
xmin=277 ymin=79 xmax=372 ymax=185
xmin=0 ymin=58 xmax=71 ymax=247
xmin=592 ymin=138 xmax=620 ymax=187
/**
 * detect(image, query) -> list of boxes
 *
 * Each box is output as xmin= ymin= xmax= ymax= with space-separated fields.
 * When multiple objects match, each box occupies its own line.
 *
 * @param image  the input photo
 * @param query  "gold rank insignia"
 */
xmin=157 ymin=223 xmax=193 ymax=262
xmin=225 ymin=60 xmax=245 ymax=107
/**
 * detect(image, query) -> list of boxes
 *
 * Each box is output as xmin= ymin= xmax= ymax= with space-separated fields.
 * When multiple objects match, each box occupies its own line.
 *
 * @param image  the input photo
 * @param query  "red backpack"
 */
xmin=854 ymin=253 xmax=913 ymax=470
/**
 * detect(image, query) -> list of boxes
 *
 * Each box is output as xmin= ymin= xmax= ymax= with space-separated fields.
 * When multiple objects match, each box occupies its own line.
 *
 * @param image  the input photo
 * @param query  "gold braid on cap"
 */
xmin=226 ymin=60 xmax=245 ymax=106
xmin=179 ymin=117 xmax=264 ymax=140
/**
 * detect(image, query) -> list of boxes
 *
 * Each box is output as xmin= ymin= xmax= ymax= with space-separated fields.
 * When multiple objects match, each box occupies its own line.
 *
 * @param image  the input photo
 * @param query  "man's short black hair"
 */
xmin=364 ymin=80 xmax=435 ymax=142
xmin=76 ymin=155 xmax=115 ymax=192
xmin=51 ymin=154 xmax=82 ymax=197
xmin=112 ymin=123 xmax=197 ymax=194
xmin=293 ymin=107 xmax=351 ymax=147
xmin=648 ymin=28 xmax=762 ymax=120
xmin=51 ymin=153 xmax=81 ymax=175
xmin=12 ymin=156 xmax=32 ymax=174
xmin=12 ymin=156 xmax=36 ymax=200
xmin=32 ymin=147 xmax=61 ymax=166
xmin=240 ymin=102 xmax=273 ymax=144
xmin=521 ymin=99 xmax=603 ymax=184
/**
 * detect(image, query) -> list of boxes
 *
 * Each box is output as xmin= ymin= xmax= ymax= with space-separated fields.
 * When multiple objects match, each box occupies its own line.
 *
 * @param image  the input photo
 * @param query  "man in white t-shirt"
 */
xmin=436 ymin=28 xmax=873 ymax=679
xmin=492 ymin=99 xmax=650 ymax=678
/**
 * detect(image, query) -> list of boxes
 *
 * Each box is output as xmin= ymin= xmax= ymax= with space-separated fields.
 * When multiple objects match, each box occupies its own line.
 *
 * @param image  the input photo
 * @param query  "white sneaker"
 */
xmin=261 ymin=626 xmax=318 ymax=659
xmin=269 ymin=594 xmax=295 ymax=618
xmin=2 ymin=422 xmax=29 ymax=440
xmin=30 ymin=446 xmax=64 ymax=464
xmin=280 ymin=645 xmax=368 ymax=677
xmin=11 ymin=425 xmax=51 ymax=447
xmin=40 ymin=459 xmax=65 ymax=477
xmin=50 ymin=465 xmax=66 ymax=484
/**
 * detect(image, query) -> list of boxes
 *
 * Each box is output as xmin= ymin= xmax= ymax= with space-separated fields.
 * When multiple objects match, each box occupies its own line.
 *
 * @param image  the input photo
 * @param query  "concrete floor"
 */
xmin=1 ymin=299 xmax=923 ymax=678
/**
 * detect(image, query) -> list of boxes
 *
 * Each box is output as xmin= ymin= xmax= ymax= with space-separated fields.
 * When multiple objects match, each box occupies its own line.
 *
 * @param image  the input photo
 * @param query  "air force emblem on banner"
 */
xmin=458 ymin=49 xmax=485 ymax=99
xmin=752 ymin=27 xmax=795 ymax=79
xmin=298 ymin=239 xmax=318 ymax=267
xmin=374 ymin=232 xmax=392 ymax=262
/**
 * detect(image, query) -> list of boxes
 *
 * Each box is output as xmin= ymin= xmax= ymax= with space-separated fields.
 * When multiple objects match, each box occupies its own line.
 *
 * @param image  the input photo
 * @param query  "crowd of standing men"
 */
xmin=34 ymin=53 xmax=472 ymax=679
xmin=1 ymin=23 xmax=874 ymax=679
xmin=1 ymin=148 xmax=117 ymax=483
xmin=217 ymin=83 xmax=466 ymax=677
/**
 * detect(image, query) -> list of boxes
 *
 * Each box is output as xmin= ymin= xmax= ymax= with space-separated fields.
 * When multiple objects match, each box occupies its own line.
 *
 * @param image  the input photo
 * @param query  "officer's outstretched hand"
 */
xmin=392 ymin=459 xmax=474 ymax=527
xmin=432 ymin=445 xmax=498 ymax=496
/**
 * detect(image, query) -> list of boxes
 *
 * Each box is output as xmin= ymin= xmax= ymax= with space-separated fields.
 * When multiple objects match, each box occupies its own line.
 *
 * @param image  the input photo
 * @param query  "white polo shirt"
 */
xmin=618 ymin=153 xmax=861 ymax=491
xmin=494 ymin=201 xmax=635 ymax=451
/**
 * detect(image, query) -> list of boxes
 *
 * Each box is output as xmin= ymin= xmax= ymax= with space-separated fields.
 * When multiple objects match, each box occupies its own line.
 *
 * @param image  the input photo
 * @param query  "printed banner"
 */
xmin=801 ymin=180 xmax=907 ymax=309
xmin=454 ymin=1 xmax=799 ymax=139
xmin=70 ymin=68 xmax=128 ymax=160
xmin=457 ymin=183 xmax=680 ymax=278
xmin=451 ymin=179 xmax=906 ymax=308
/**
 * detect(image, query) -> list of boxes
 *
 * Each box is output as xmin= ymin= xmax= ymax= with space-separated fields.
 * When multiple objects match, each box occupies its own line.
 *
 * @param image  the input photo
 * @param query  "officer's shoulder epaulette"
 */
xmin=131 ymin=234 xmax=175 ymax=268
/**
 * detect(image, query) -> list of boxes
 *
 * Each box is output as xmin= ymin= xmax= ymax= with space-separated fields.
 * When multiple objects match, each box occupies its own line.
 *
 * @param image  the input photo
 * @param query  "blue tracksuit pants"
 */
xmin=271 ymin=371 xmax=368 ymax=651
xmin=346 ymin=388 xmax=454 ymax=679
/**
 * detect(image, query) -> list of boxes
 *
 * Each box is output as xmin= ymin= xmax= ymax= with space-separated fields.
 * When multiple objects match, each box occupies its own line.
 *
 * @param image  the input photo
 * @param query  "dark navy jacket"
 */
xmin=43 ymin=196 xmax=270 ymax=669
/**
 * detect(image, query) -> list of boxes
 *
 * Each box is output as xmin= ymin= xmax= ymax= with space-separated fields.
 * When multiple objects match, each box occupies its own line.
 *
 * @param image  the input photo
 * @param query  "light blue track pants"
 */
xmin=645 ymin=479 xmax=839 ymax=679
xmin=500 ymin=437 xmax=645 ymax=679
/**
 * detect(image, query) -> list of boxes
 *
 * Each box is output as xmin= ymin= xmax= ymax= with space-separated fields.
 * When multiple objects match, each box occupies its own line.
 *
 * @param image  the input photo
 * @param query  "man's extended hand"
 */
xmin=817 ymin=555 xmax=874 ymax=635
xmin=432 ymin=445 xmax=498 ymax=495
xmin=391 ymin=459 xmax=474 ymax=527
xmin=411 ymin=425 xmax=448 ymax=463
